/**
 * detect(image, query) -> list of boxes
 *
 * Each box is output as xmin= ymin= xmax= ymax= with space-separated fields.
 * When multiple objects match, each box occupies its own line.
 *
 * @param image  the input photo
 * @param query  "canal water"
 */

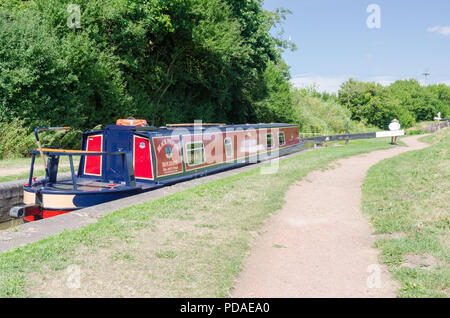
xmin=0 ymin=218 xmax=24 ymax=230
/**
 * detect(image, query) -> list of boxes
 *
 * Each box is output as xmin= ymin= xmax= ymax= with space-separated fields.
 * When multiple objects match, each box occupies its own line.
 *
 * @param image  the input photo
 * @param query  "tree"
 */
xmin=338 ymin=79 xmax=383 ymax=123
xmin=337 ymin=78 xmax=450 ymax=129
xmin=0 ymin=0 xmax=294 ymax=129
xmin=253 ymin=61 xmax=294 ymax=123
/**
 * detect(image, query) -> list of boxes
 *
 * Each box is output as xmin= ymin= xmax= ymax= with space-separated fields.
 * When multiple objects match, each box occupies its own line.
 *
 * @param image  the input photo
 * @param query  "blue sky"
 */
xmin=262 ymin=0 xmax=450 ymax=93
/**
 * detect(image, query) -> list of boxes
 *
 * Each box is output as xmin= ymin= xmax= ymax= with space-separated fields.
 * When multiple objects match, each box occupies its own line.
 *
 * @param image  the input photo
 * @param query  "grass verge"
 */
xmin=362 ymin=128 xmax=449 ymax=298
xmin=0 ymin=138 xmax=394 ymax=297
xmin=0 ymin=157 xmax=80 ymax=183
xmin=0 ymin=167 xmax=74 ymax=183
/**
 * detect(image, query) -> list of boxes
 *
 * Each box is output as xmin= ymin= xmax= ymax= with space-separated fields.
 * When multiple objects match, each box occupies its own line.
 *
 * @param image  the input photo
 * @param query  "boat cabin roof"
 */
xmin=85 ymin=122 xmax=297 ymax=135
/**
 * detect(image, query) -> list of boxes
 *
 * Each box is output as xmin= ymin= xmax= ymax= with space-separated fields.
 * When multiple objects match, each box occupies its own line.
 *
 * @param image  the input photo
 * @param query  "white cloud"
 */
xmin=290 ymin=75 xmax=396 ymax=94
xmin=290 ymin=75 xmax=349 ymax=94
xmin=366 ymin=76 xmax=397 ymax=87
xmin=427 ymin=25 xmax=450 ymax=36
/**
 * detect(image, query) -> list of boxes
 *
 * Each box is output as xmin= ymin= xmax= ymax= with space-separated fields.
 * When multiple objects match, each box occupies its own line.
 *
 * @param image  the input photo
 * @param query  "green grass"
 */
xmin=0 ymin=138 xmax=395 ymax=297
xmin=110 ymin=251 xmax=137 ymax=262
xmin=0 ymin=157 xmax=33 ymax=170
xmin=0 ymin=167 xmax=74 ymax=183
xmin=362 ymin=128 xmax=449 ymax=298
xmin=155 ymin=249 xmax=177 ymax=259
xmin=405 ymin=121 xmax=443 ymax=135
xmin=0 ymin=156 xmax=80 ymax=183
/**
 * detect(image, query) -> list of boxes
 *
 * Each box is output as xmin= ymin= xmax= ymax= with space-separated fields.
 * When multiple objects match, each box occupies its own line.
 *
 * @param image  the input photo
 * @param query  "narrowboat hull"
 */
xmin=12 ymin=123 xmax=303 ymax=222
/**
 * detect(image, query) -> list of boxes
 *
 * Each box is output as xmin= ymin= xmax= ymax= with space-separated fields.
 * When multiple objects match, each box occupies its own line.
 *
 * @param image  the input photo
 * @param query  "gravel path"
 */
xmin=232 ymin=135 xmax=429 ymax=298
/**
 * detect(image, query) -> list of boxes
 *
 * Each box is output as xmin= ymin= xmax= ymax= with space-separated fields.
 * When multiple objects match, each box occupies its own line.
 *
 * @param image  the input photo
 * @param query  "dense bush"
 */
xmin=0 ymin=119 xmax=36 ymax=159
xmin=253 ymin=61 xmax=294 ymax=123
xmin=0 ymin=0 xmax=293 ymax=130
xmin=0 ymin=0 xmax=299 ymax=158
xmin=291 ymin=88 xmax=361 ymax=134
xmin=0 ymin=119 xmax=83 ymax=159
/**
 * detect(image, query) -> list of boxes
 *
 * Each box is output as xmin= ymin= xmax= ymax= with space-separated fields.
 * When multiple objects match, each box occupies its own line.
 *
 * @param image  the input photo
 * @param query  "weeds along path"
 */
xmin=232 ymin=135 xmax=430 ymax=298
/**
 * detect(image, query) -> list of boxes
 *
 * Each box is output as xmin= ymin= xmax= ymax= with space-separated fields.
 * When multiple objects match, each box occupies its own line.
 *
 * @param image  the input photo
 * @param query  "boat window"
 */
xmin=266 ymin=133 xmax=274 ymax=149
xmin=186 ymin=142 xmax=206 ymax=166
xmin=279 ymin=132 xmax=286 ymax=146
xmin=224 ymin=137 xmax=233 ymax=158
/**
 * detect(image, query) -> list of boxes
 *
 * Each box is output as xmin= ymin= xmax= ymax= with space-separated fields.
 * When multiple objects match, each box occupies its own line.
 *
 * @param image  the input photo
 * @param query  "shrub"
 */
xmin=291 ymin=89 xmax=359 ymax=134
xmin=0 ymin=119 xmax=84 ymax=159
xmin=0 ymin=0 xmax=291 ymax=130
xmin=338 ymin=79 xmax=450 ymax=129
xmin=406 ymin=129 xmax=427 ymax=136
xmin=0 ymin=119 xmax=36 ymax=159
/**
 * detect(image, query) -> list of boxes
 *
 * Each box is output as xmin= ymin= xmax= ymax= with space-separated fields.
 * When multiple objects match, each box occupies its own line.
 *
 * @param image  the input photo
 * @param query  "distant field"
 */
xmin=0 ymin=138 xmax=394 ymax=297
xmin=362 ymin=128 xmax=449 ymax=297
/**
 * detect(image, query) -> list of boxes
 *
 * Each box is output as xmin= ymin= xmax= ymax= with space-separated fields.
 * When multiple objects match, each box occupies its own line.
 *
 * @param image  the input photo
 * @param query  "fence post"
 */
xmin=345 ymin=121 xmax=350 ymax=145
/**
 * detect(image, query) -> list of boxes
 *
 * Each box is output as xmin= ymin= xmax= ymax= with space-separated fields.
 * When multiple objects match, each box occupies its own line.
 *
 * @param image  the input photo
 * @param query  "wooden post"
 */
xmin=434 ymin=112 xmax=442 ymax=132
xmin=345 ymin=121 xmax=350 ymax=145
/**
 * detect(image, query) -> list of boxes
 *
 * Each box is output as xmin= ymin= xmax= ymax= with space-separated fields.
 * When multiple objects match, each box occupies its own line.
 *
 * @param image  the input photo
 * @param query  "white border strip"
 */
xmin=376 ymin=130 xmax=405 ymax=138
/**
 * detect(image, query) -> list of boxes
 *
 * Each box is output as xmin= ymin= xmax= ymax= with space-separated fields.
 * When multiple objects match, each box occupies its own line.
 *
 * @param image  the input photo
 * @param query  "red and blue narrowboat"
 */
xmin=10 ymin=120 xmax=303 ymax=222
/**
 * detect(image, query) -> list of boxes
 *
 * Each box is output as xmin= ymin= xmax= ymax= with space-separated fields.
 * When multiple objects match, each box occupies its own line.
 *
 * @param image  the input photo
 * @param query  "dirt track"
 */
xmin=232 ymin=135 xmax=429 ymax=298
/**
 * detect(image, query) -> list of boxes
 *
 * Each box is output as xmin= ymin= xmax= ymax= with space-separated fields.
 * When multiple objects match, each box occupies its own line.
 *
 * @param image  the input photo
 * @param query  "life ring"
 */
xmin=116 ymin=118 xmax=148 ymax=127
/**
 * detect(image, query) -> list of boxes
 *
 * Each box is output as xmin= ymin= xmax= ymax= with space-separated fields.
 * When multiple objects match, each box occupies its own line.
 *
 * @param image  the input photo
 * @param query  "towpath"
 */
xmin=232 ymin=135 xmax=429 ymax=298
xmin=0 ymin=161 xmax=75 ymax=179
